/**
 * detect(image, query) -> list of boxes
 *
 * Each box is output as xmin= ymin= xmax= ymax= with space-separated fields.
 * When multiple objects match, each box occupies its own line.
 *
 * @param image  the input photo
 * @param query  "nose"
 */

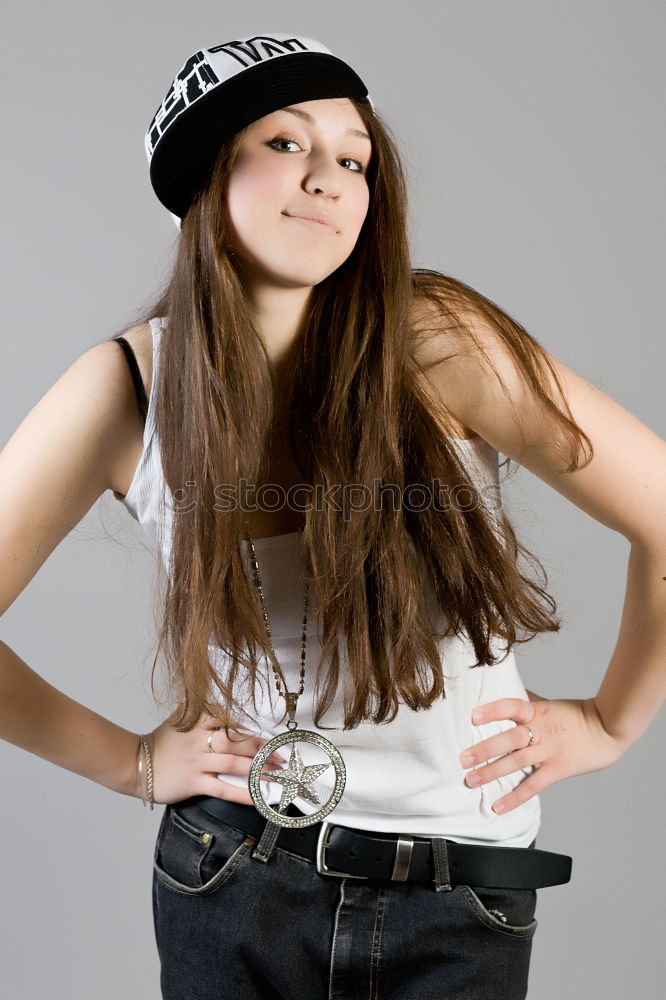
xmin=302 ymin=154 xmax=343 ymax=198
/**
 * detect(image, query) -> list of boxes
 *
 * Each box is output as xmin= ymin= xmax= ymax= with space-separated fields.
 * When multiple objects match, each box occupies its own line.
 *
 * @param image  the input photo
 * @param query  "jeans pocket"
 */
xmin=459 ymin=883 xmax=538 ymax=937
xmin=153 ymin=801 xmax=257 ymax=897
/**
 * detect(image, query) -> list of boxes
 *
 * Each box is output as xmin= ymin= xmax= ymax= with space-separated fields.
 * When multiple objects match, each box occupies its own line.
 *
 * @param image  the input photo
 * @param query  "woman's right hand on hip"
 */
xmin=139 ymin=709 xmax=287 ymax=805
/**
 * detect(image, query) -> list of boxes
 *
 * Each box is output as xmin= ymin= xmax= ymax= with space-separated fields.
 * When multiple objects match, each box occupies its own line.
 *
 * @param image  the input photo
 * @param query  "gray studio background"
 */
xmin=1 ymin=1 xmax=664 ymax=997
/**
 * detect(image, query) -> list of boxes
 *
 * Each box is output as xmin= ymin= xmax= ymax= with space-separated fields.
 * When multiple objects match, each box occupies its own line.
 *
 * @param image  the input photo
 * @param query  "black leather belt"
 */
xmin=188 ymin=795 xmax=572 ymax=890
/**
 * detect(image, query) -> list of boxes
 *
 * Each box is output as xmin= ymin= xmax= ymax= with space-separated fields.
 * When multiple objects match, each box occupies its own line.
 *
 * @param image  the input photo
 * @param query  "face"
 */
xmin=223 ymin=97 xmax=373 ymax=289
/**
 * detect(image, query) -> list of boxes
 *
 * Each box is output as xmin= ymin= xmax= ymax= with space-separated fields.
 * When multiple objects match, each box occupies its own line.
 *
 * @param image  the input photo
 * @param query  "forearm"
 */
xmin=592 ymin=539 xmax=666 ymax=749
xmin=0 ymin=639 xmax=141 ymax=797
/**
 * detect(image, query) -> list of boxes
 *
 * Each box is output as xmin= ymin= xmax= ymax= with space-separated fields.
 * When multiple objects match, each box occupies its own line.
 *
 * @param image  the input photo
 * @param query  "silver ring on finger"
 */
xmin=207 ymin=730 xmax=220 ymax=753
xmin=525 ymin=725 xmax=537 ymax=746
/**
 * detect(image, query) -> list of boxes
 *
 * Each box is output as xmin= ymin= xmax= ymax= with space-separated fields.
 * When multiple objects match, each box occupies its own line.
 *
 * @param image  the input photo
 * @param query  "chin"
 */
xmin=239 ymin=246 xmax=351 ymax=287
xmin=270 ymin=264 xmax=341 ymax=287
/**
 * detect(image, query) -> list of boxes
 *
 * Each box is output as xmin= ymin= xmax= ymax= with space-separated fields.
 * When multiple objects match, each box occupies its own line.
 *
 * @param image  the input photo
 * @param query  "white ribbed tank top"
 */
xmin=117 ymin=316 xmax=541 ymax=847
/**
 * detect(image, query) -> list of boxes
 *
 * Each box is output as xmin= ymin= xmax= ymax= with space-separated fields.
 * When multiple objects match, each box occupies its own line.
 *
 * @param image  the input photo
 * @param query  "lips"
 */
xmin=283 ymin=212 xmax=336 ymax=231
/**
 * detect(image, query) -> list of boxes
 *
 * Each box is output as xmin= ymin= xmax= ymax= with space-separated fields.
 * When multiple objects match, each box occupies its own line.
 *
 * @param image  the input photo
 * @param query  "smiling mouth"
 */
xmin=283 ymin=214 xmax=337 ymax=234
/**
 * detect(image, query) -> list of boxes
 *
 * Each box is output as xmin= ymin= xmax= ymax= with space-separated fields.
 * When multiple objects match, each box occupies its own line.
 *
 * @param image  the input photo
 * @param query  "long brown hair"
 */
xmin=109 ymin=97 xmax=593 ymax=740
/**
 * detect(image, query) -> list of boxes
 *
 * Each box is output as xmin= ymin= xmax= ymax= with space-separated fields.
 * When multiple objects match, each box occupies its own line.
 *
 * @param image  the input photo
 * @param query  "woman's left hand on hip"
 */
xmin=458 ymin=694 xmax=627 ymax=815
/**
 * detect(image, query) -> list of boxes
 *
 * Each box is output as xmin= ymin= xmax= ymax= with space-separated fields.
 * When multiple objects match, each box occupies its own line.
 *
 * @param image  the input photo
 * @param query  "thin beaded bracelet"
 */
xmin=137 ymin=733 xmax=154 ymax=810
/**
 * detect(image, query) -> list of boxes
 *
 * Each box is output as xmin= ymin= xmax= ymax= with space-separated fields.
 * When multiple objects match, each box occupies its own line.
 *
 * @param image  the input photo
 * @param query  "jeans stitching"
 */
xmin=169 ymin=807 xmax=209 ymax=842
xmin=369 ymin=887 xmax=389 ymax=999
xmin=458 ymin=885 xmax=537 ymax=938
xmin=154 ymin=838 xmax=254 ymax=897
xmin=160 ymin=822 xmax=200 ymax=885
xmin=328 ymin=879 xmax=347 ymax=1000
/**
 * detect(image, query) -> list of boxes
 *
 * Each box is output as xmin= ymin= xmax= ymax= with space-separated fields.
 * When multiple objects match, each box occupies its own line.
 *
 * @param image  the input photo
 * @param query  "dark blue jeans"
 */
xmin=152 ymin=798 xmax=539 ymax=999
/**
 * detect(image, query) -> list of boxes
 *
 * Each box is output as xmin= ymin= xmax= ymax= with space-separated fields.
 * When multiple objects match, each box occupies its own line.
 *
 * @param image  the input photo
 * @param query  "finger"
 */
xmin=460 ymin=723 xmax=536 ymax=767
xmin=489 ymin=766 xmax=553 ymax=815
xmin=463 ymin=745 xmax=543 ymax=788
xmin=473 ymin=698 xmax=536 ymax=725
xmin=198 ymin=716 xmax=259 ymax=742
xmin=196 ymin=713 xmax=261 ymax=743
xmin=206 ymin=728 xmax=286 ymax=761
xmin=201 ymin=752 xmax=287 ymax=778
xmin=196 ymin=775 xmax=271 ymax=807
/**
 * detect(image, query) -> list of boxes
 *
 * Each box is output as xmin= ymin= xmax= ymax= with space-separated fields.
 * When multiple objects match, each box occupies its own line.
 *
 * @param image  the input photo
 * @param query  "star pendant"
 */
xmin=263 ymin=744 xmax=332 ymax=812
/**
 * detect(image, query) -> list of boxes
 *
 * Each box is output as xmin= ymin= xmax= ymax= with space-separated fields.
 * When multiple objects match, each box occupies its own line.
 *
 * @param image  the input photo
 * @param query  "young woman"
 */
xmin=1 ymin=32 xmax=664 ymax=1000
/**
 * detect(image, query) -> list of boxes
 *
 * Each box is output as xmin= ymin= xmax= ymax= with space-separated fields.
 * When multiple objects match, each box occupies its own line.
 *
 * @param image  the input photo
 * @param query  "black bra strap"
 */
xmin=114 ymin=336 xmax=148 ymax=424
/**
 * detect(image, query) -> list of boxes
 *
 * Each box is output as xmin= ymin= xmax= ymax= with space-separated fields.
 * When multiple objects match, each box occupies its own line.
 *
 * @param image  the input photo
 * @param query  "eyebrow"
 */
xmin=280 ymin=106 xmax=371 ymax=143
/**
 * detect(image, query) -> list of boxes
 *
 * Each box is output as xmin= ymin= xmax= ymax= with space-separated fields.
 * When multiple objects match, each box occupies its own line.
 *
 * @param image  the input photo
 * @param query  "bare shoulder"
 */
xmin=410 ymin=293 xmax=666 ymax=548
xmin=410 ymin=290 xmax=575 ymax=459
xmin=408 ymin=291 xmax=482 ymax=442
xmin=0 ymin=327 xmax=149 ymax=617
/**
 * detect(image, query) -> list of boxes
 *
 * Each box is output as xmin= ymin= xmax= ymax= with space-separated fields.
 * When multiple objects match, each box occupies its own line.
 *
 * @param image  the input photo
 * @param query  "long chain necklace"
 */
xmin=245 ymin=520 xmax=346 ymax=829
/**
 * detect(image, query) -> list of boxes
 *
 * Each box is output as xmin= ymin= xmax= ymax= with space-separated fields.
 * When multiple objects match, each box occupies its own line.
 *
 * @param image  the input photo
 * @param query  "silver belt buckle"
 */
xmin=316 ymin=821 xmax=415 ymax=881
xmin=316 ymin=821 xmax=368 ymax=879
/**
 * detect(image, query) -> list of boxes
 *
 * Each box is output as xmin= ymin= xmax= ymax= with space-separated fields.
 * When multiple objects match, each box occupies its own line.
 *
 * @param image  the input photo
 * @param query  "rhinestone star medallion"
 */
xmin=248 ymin=729 xmax=346 ymax=829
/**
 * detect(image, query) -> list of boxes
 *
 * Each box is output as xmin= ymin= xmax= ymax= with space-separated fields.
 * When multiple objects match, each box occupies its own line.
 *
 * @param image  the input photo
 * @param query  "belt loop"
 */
xmin=431 ymin=837 xmax=453 ymax=892
xmin=251 ymin=820 xmax=282 ymax=863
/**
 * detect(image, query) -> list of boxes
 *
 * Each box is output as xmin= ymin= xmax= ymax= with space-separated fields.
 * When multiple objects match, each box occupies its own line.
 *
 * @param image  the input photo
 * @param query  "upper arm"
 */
xmin=0 ymin=340 xmax=139 ymax=618
xmin=423 ymin=310 xmax=666 ymax=547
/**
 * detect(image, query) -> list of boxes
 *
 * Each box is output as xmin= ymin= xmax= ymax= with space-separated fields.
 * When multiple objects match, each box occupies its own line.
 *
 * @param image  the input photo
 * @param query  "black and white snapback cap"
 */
xmin=144 ymin=32 xmax=375 ymax=230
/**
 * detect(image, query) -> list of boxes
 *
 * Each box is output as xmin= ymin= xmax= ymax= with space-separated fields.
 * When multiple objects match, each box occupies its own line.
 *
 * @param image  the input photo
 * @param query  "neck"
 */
xmin=240 ymin=273 xmax=314 ymax=376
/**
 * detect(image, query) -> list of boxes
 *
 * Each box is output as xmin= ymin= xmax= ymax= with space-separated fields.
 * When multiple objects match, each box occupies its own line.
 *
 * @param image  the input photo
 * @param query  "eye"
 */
xmin=267 ymin=136 xmax=367 ymax=174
